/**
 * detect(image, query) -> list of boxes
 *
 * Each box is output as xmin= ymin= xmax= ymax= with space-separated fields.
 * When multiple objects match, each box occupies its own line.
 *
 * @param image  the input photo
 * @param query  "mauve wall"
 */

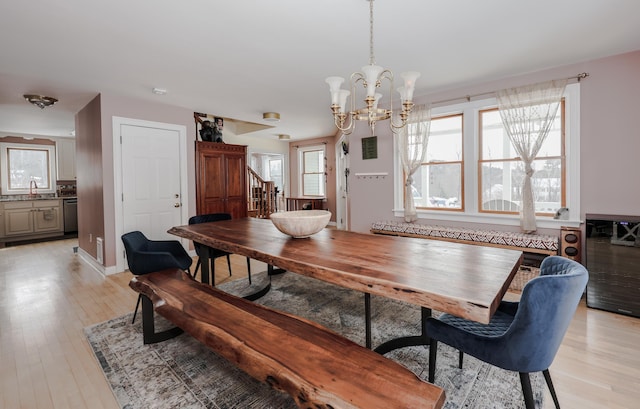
xmin=76 ymin=95 xmax=104 ymax=260
xmin=76 ymin=93 xmax=196 ymax=269
xmin=347 ymin=50 xmax=640 ymax=234
xmin=581 ymin=51 xmax=640 ymax=215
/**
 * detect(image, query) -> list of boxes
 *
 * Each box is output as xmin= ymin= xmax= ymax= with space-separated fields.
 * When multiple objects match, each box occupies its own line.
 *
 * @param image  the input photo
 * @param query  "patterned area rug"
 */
xmin=85 ymin=272 xmax=544 ymax=408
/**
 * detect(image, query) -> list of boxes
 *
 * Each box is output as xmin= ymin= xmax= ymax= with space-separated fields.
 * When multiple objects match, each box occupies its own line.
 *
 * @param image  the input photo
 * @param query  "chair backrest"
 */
xmin=502 ymin=256 xmax=588 ymax=372
xmin=121 ymin=231 xmax=150 ymax=274
xmin=188 ymin=213 xmax=232 ymax=256
xmin=121 ymin=230 xmax=191 ymax=275
xmin=122 ymin=231 xmax=149 ymax=255
xmin=189 ymin=213 xmax=232 ymax=225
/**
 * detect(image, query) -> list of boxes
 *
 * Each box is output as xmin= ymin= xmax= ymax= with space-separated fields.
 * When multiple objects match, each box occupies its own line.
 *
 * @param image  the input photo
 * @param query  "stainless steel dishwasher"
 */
xmin=63 ymin=198 xmax=78 ymax=233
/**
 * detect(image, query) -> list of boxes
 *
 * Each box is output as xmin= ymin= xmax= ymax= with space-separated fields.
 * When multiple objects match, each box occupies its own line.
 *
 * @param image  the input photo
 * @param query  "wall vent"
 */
xmin=96 ymin=237 xmax=104 ymax=265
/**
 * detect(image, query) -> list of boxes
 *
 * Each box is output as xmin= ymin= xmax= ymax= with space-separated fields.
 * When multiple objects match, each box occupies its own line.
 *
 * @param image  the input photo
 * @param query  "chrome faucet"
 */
xmin=29 ymin=180 xmax=38 ymax=196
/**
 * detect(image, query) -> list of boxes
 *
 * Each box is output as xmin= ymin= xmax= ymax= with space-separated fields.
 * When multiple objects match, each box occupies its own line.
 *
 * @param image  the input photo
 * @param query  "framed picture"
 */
xmin=194 ymin=112 xmax=224 ymax=142
xmin=361 ymin=136 xmax=377 ymax=160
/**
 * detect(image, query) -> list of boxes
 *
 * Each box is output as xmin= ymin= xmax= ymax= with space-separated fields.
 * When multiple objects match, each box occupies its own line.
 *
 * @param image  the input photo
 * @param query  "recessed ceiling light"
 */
xmin=152 ymin=87 xmax=167 ymax=95
xmin=278 ymin=134 xmax=290 ymax=140
xmin=263 ymin=112 xmax=280 ymax=122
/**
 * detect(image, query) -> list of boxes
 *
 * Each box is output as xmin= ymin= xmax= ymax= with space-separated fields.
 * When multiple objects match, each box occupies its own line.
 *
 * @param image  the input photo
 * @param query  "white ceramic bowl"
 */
xmin=270 ymin=210 xmax=331 ymax=238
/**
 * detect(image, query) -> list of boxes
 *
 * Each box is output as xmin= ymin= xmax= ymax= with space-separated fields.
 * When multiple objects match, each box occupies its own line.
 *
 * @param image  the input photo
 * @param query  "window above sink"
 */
xmin=0 ymin=141 xmax=56 ymax=196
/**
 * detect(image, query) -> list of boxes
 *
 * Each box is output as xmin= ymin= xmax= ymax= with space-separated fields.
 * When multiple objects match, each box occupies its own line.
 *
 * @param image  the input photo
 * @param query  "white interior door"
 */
xmin=121 ymin=124 xmax=182 ymax=240
xmin=335 ymin=135 xmax=349 ymax=230
xmin=112 ymin=117 xmax=188 ymax=273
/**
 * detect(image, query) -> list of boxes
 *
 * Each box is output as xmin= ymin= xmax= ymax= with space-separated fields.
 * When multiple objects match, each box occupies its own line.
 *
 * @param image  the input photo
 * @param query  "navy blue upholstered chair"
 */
xmin=121 ymin=231 xmax=193 ymax=323
xmin=426 ymin=256 xmax=589 ymax=409
xmin=189 ymin=213 xmax=252 ymax=285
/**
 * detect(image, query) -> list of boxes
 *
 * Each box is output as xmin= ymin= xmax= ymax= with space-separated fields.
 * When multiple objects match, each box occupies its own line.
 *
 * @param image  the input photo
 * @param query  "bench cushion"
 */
xmin=371 ymin=221 xmax=558 ymax=254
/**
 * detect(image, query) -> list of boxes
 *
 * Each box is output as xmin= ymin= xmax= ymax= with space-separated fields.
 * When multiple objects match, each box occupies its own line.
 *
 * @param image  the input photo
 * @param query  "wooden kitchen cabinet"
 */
xmin=56 ymin=138 xmax=76 ymax=180
xmin=195 ymin=142 xmax=248 ymax=218
xmin=2 ymin=200 xmax=63 ymax=238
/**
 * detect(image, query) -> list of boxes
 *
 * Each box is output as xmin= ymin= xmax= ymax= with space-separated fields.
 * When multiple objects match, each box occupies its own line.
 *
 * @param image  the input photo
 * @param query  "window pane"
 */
xmin=303 ymin=174 xmax=324 ymax=196
xmin=480 ymin=158 xmax=562 ymax=213
xmin=481 ymin=107 xmax=562 ymax=159
xmin=412 ymin=163 xmax=462 ymax=209
xmin=480 ymin=160 xmax=523 ymax=211
xmin=304 ymin=150 xmax=323 ymax=172
xmin=269 ymin=159 xmax=283 ymax=191
xmin=427 ymin=115 xmax=462 ymax=162
xmin=481 ymin=110 xmax=518 ymax=160
xmin=8 ymin=148 xmax=50 ymax=190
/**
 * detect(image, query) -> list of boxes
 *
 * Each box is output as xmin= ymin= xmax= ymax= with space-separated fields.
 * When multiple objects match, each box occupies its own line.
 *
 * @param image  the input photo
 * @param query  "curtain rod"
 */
xmin=430 ymin=72 xmax=589 ymax=107
xmin=293 ymin=141 xmax=328 ymax=149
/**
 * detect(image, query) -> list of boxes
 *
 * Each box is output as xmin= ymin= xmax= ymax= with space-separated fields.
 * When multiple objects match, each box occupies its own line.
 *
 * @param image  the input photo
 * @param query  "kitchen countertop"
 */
xmin=0 ymin=195 xmax=76 ymax=202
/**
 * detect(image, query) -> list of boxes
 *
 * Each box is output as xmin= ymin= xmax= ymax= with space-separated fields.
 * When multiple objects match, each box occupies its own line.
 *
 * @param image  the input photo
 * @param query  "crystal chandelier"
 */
xmin=325 ymin=0 xmax=419 ymax=136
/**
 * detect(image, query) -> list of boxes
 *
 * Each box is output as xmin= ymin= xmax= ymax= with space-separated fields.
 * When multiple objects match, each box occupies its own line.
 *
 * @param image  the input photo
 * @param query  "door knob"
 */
xmin=174 ymin=203 xmax=181 ymax=208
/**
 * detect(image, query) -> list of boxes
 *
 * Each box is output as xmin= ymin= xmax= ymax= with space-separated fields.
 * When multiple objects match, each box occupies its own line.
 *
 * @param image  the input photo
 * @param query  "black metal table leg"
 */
xmin=365 ymin=293 xmax=372 ymax=349
xmin=141 ymin=294 xmax=183 ymax=344
xmin=374 ymin=307 xmax=431 ymax=354
xmin=200 ymin=246 xmax=211 ymax=285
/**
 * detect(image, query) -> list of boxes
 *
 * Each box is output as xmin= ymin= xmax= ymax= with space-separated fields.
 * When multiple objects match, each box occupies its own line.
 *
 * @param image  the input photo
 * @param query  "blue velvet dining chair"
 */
xmin=426 ymin=256 xmax=589 ymax=409
xmin=189 ymin=213 xmax=252 ymax=285
xmin=121 ymin=231 xmax=193 ymax=323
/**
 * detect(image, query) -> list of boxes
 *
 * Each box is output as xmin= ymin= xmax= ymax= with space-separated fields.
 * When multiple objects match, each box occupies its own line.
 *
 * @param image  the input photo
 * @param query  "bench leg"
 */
xmin=141 ymin=294 xmax=184 ymax=344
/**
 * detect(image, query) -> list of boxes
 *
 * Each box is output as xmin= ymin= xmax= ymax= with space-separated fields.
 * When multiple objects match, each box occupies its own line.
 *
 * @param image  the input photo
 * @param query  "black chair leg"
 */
xmin=519 ymin=372 xmax=535 ymax=409
xmin=132 ymin=294 xmax=142 ymax=324
xmin=246 ymin=257 xmax=252 ymax=284
xmin=543 ymin=369 xmax=561 ymax=409
xmin=428 ymin=338 xmax=438 ymax=383
xmin=458 ymin=350 xmax=464 ymax=369
xmin=193 ymin=259 xmax=201 ymax=280
xmin=226 ymin=254 xmax=232 ymax=276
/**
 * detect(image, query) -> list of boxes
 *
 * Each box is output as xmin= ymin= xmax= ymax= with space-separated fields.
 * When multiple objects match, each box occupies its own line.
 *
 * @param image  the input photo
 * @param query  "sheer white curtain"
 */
xmin=397 ymin=105 xmax=431 ymax=222
xmin=497 ymin=80 xmax=567 ymax=232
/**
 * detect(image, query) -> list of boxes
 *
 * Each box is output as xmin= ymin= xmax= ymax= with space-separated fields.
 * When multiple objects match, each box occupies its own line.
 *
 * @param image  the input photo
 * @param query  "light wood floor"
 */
xmin=1 ymin=238 xmax=639 ymax=408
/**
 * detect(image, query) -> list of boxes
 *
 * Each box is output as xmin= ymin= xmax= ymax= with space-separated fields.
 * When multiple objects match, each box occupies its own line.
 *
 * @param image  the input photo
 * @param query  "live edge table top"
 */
xmin=169 ymin=217 xmax=523 ymax=324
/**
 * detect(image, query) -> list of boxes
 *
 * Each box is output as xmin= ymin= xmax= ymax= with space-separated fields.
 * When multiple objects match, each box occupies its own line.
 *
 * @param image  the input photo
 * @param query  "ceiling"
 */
xmin=1 ymin=0 xmax=640 ymax=141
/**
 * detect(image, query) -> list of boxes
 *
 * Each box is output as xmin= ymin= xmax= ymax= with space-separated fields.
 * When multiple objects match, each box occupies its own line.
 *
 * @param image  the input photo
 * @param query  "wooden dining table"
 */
xmin=169 ymin=217 xmax=523 ymax=352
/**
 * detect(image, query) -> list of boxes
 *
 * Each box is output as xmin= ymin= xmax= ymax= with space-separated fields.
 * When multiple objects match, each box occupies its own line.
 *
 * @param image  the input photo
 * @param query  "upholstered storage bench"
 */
xmin=371 ymin=221 xmax=559 ymax=256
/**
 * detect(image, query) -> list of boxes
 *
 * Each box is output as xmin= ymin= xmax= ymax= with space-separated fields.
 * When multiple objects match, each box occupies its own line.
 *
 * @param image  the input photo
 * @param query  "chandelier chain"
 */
xmin=369 ymin=0 xmax=375 ymax=65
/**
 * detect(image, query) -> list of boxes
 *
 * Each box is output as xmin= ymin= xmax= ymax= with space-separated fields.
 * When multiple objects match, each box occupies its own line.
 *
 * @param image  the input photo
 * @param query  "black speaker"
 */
xmin=560 ymin=226 xmax=582 ymax=263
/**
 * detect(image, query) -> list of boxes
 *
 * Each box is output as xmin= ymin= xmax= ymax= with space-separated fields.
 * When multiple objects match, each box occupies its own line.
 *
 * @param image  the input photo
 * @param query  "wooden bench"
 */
xmin=371 ymin=220 xmax=558 ymax=256
xmin=129 ymin=268 xmax=446 ymax=409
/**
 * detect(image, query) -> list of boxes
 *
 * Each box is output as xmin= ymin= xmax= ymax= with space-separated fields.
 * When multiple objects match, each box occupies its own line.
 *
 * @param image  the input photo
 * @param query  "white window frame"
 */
xmin=298 ymin=144 xmax=326 ymax=197
xmin=0 ymin=142 xmax=57 ymax=195
xmin=394 ymin=82 xmax=580 ymax=229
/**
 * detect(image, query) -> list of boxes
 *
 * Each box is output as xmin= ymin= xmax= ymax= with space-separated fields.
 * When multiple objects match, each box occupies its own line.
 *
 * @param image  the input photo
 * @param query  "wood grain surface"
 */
xmin=169 ymin=218 xmax=523 ymax=324
xmin=130 ymin=269 xmax=446 ymax=409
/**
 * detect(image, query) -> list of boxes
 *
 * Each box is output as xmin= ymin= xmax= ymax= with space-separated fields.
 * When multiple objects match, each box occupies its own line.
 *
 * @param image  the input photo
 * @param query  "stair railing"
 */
xmin=247 ymin=166 xmax=278 ymax=218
